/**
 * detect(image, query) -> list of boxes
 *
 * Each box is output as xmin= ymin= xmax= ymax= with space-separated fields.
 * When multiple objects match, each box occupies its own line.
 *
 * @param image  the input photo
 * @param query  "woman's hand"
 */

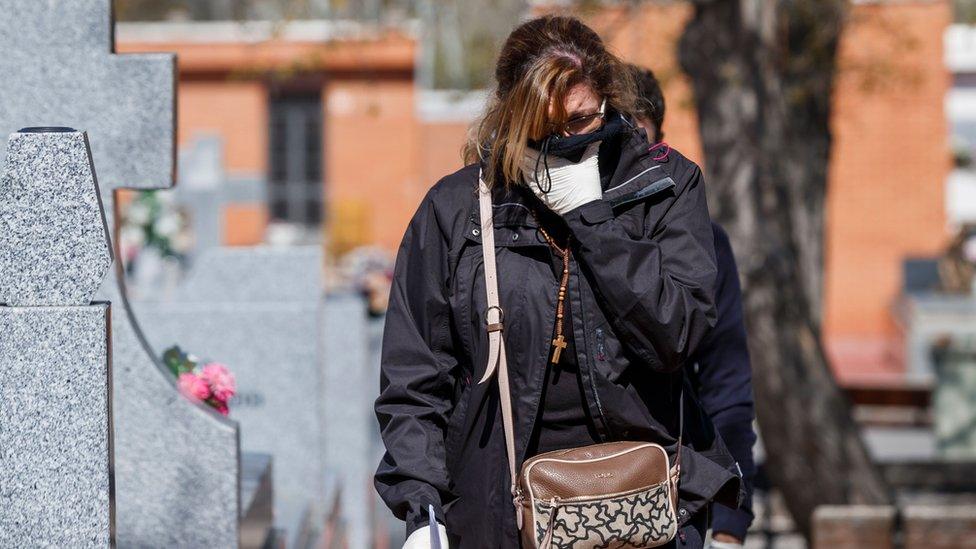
xmin=402 ymin=521 xmax=449 ymax=549
xmin=521 ymin=141 xmax=603 ymax=215
xmin=559 ymin=159 xmax=718 ymax=372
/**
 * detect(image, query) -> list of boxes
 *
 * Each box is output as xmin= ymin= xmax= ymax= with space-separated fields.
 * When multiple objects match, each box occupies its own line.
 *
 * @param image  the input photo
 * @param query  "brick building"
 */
xmin=117 ymin=0 xmax=953 ymax=383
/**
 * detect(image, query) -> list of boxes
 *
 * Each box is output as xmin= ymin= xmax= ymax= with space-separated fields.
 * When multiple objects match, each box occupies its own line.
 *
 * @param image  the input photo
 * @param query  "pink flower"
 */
xmin=213 ymin=401 xmax=229 ymax=416
xmin=178 ymin=372 xmax=211 ymax=401
xmin=200 ymin=362 xmax=236 ymax=403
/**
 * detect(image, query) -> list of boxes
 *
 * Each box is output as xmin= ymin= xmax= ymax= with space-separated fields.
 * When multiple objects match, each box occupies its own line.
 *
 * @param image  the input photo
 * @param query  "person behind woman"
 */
xmin=374 ymin=15 xmax=743 ymax=548
xmin=630 ymin=64 xmax=758 ymax=549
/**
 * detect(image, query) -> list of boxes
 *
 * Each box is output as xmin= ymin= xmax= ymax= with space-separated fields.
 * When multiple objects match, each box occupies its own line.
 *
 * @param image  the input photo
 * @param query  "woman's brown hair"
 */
xmin=463 ymin=14 xmax=640 ymax=189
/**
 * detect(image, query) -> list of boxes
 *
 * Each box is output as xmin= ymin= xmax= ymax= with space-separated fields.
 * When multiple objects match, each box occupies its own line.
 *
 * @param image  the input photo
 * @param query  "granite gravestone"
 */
xmin=903 ymin=294 xmax=976 ymax=381
xmin=0 ymin=2 xmax=242 ymax=546
xmin=134 ymin=247 xmax=326 ymax=545
xmin=177 ymin=135 xmax=224 ymax=254
xmin=172 ymin=135 xmax=267 ymax=260
xmin=323 ymin=292 xmax=382 ymax=549
xmin=933 ymin=336 xmax=976 ymax=458
xmin=136 ymin=250 xmax=384 ymax=547
xmin=0 ymin=3 xmax=172 ymax=188
xmin=0 ymin=129 xmax=114 ymax=547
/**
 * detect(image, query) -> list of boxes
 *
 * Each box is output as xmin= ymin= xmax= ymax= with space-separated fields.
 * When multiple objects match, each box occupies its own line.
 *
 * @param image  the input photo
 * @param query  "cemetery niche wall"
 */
xmin=0 ymin=129 xmax=114 ymax=547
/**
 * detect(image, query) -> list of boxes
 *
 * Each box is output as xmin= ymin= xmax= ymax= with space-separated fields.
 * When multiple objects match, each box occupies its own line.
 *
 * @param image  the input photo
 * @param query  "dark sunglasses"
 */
xmin=552 ymin=97 xmax=607 ymax=136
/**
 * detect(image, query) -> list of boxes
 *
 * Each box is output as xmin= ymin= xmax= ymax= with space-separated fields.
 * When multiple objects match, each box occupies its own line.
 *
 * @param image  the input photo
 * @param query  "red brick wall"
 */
xmin=324 ymin=78 xmax=424 ymax=253
xmin=824 ymin=1 xmax=952 ymax=382
xmin=178 ymin=80 xmax=268 ymax=174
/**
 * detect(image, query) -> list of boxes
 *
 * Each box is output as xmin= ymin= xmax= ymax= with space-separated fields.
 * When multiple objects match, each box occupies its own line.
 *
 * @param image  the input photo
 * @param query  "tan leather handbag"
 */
xmin=476 ymin=171 xmax=682 ymax=548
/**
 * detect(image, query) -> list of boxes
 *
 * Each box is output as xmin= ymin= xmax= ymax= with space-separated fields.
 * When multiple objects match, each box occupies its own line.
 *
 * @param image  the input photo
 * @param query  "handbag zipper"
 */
xmin=522 ymin=443 xmax=672 ymax=503
xmin=540 ymin=497 xmax=559 ymax=549
xmin=532 ymin=480 xmax=669 ymax=505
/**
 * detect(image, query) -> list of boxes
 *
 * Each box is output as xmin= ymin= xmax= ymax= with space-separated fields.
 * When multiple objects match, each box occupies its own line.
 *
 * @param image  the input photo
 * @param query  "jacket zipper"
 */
xmin=588 ymin=344 xmax=613 ymax=441
xmin=570 ymin=258 xmax=614 ymax=441
xmin=595 ymin=328 xmax=606 ymax=361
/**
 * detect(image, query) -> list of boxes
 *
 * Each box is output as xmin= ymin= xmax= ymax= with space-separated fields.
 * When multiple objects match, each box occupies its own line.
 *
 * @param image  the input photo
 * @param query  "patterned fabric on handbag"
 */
xmin=475 ymin=171 xmax=682 ymax=549
xmin=532 ymin=483 xmax=677 ymax=548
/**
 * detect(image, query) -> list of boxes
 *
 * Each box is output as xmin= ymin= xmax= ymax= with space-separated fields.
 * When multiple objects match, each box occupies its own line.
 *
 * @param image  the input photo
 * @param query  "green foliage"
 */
xmin=957 ymin=0 xmax=976 ymax=24
xmin=426 ymin=0 xmax=525 ymax=90
xmin=162 ymin=345 xmax=197 ymax=377
xmin=115 ymin=0 xmax=191 ymax=21
xmin=121 ymin=190 xmax=188 ymax=261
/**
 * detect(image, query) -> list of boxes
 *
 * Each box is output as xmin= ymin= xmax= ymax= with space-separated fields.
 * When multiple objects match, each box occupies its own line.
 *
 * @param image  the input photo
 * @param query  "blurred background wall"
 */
xmin=115 ymin=0 xmax=959 ymax=387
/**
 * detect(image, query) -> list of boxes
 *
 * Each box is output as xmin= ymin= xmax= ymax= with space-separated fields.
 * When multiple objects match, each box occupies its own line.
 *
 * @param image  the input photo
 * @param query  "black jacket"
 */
xmin=689 ymin=223 xmax=757 ymax=540
xmin=374 ymin=115 xmax=743 ymax=547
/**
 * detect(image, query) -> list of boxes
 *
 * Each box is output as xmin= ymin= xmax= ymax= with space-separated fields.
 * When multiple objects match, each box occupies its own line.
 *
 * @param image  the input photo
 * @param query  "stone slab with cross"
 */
xmin=133 ymin=248 xmax=382 ymax=548
xmin=0 ymin=2 xmax=241 ymax=546
xmin=134 ymin=246 xmax=326 ymax=545
xmin=0 ymin=129 xmax=114 ymax=547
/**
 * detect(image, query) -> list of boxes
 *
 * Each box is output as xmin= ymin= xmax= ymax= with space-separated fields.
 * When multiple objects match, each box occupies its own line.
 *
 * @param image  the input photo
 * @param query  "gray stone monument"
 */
xmin=178 ymin=135 xmax=225 ymax=254
xmin=323 ymin=292 xmax=382 ymax=549
xmin=135 ymin=249 xmax=384 ymax=548
xmin=0 ymin=2 xmax=241 ymax=546
xmin=173 ymin=134 xmax=267 ymax=259
xmin=0 ymin=3 xmax=173 ymax=189
xmin=902 ymin=293 xmax=976 ymax=381
xmin=933 ymin=335 xmax=976 ymax=458
xmin=134 ymin=246 xmax=326 ymax=545
xmin=0 ymin=129 xmax=114 ymax=547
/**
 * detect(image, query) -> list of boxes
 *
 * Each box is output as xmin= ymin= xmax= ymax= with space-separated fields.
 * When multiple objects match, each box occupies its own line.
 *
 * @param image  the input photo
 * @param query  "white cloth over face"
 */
xmin=402 ymin=521 xmax=449 ymax=549
xmin=520 ymin=140 xmax=603 ymax=215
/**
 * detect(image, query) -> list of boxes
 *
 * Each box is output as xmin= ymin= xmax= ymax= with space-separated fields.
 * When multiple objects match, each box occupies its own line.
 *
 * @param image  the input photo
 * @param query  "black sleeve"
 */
xmin=692 ymin=223 xmax=757 ymax=540
xmin=561 ymin=162 xmax=718 ymax=373
xmin=373 ymin=184 xmax=460 ymax=538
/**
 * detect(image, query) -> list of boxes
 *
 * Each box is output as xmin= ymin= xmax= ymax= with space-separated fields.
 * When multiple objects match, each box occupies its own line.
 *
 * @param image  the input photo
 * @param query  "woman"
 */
xmin=374 ymin=15 xmax=742 ymax=549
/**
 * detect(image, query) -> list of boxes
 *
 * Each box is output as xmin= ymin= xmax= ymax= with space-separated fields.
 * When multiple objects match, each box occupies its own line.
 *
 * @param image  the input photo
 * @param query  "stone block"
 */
xmin=904 ymin=504 xmax=976 ymax=548
xmin=0 ymin=130 xmax=112 ymax=306
xmin=0 ymin=129 xmax=114 ymax=547
xmin=812 ymin=505 xmax=895 ymax=549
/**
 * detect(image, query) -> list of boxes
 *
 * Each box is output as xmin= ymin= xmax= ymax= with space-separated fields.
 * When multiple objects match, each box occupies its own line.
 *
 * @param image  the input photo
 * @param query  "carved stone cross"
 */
xmin=0 ymin=2 xmax=240 ymax=546
xmin=0 ymin=0 xmax=175 ymax=192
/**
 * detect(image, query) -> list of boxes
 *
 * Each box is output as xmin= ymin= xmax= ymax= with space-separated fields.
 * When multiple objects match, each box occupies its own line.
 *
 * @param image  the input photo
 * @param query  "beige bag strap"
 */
xmin=475 ymin=170 xmax=523 ymax=528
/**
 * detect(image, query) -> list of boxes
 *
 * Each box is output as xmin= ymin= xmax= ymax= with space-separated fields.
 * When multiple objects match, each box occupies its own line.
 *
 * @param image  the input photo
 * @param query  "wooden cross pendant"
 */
xmin=550 ymin=335 xmax=568 ymax=364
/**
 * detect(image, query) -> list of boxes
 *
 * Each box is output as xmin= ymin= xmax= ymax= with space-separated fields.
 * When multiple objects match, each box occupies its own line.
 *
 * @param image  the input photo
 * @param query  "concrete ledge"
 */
xmin=813 ymin=503 xmax=976 ymax=549
xmin=904 ymin=504 xmax=976 ymax=548
xmin=812 ymin=505 xmax=896 ymax=549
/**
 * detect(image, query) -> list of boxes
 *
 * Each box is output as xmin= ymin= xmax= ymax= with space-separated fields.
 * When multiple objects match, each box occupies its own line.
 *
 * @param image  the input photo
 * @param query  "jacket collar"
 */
xmin=602 ymin=113 xmax=655 ymax=189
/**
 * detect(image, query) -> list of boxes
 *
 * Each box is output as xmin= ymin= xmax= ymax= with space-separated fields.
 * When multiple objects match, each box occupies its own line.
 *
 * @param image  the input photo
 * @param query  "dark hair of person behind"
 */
xmin=629 ymin=64 xmax=665 ymax=143
xmin=463 ymin=15 xmax=640 ymax=189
